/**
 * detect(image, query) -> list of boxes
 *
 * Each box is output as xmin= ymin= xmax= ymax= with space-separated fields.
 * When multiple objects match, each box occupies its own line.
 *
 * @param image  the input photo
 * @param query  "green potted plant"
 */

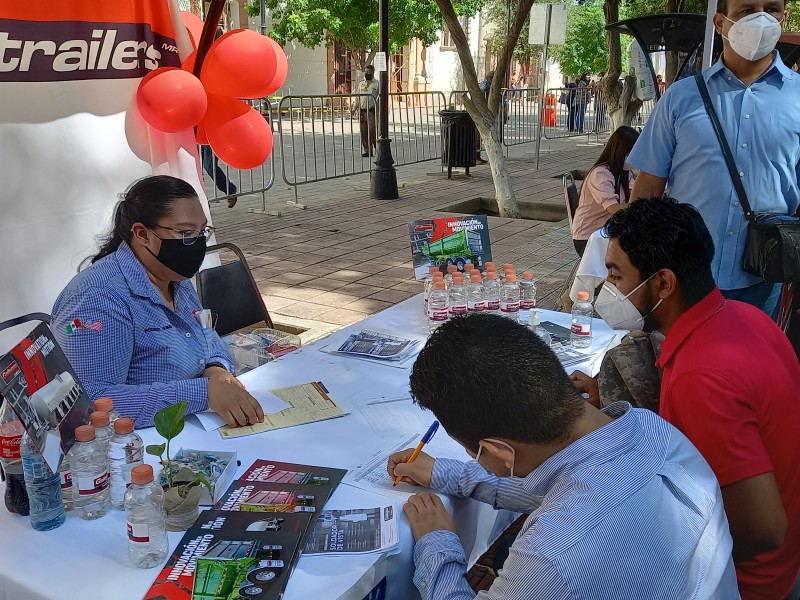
xmin=146 ymin=401 xmax=211 ymax=531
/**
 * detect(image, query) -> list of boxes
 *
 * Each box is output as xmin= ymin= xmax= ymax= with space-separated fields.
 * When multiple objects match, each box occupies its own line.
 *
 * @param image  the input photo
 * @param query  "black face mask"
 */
xmin=146 ymin=232 xmax=207 ymax=279
xmin=365 ymin=73 xmax=374 ymax=81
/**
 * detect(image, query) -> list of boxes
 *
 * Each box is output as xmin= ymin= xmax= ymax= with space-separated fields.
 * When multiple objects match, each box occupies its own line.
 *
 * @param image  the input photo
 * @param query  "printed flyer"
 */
xmin=0 ymin=323 xmax=93 ymax=472
xmin=144 ymin=509 xmax=311 ymax=600
xmin=304 ymin=506 xmax=399 ymax=555
xmin=239 ymin=460 xmax=347 ymax=491
xmin=408 ymin=216 xmax=492 ymax=280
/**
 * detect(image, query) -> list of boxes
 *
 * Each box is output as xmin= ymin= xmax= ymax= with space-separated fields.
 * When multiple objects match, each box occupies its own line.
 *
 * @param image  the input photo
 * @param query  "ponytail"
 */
xmin=90 ymin=175 xmax=198 ymax=264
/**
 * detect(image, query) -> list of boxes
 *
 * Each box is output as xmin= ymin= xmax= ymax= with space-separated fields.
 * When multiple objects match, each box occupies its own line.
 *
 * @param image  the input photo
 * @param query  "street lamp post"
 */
xmin=370 ymin=0 xmax=399 ymax=199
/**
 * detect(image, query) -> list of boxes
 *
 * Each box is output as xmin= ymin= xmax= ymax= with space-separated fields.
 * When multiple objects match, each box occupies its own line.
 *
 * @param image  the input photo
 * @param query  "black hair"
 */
xmin=92 ymin=175 xmax=198 ymax=263
xmin=409 ymin=314 xmax=585 ymax=453
xmin=717 ymin=0 xmax=786 ymax=15
xmin=581 ymin=125 xmax=639 ymax=205
xmin=605 ymin=196 xmax=716 ymax=307
xmin=366 ymin=64 xmax=375 ymax=71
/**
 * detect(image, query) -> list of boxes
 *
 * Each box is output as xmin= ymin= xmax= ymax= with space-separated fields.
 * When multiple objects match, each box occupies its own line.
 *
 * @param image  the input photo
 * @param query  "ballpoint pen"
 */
xmin=393 ymin=420 xmax=439 ymax=486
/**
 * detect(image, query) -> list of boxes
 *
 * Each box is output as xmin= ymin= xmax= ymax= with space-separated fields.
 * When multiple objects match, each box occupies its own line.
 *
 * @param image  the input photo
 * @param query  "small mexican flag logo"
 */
xmin=66 ymin=319 xmax=102 ymax=334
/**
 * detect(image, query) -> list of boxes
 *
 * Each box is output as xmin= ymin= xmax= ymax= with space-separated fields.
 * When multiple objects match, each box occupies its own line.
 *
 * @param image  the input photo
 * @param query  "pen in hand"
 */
xmin=393 ymin=420 xmax=439 ymax=486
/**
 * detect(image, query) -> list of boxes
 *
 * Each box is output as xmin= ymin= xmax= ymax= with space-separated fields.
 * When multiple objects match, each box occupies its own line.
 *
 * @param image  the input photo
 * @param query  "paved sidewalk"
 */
xmin=208 ymin=134 xmax=608 ymax=340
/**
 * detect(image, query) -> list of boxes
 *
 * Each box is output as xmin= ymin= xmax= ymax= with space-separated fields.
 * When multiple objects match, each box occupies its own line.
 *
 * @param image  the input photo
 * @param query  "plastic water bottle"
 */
xmin=90 ymin=411 xmax=113 ymax=453
xmin=68 ymin=425 xmax=110 ymax=520
xmin=94 ymin=397 xmax=120 ymax=423
xmin=500 ymin=273 xmax=521 ymax=322
xmin=448 ymin=274 xmax=468 ymax=319
xmin=125 ymin=464 xmax=168 ymax=568
xmin=484 ymin=271 xmax=501 ymax=314
xmin=20 ymin=432 xmax=65 ymax=531
xmin=528 ymin=310 xmax=552 ymax=347
xmin=423 ymin=267 xmax=439 ymax=316
xmin=0 ymin=401 xmax=29 ymax=516
xmin=59 ymin=456 xmax=73 ymax=511
xmin=467 ymin=272 xmax=486 ymax=314
xmin=109 ymin=417 xmax=144 ymax=510
xmin=428 ymin=280 xmax=449 ymax=333
xmin=444 ymin=264 xmax=458 ymax=287
xmin=571 ymin=291 xmax=593 ymax=349
xmin=463 ymin=263 xmax=476 ymax=281
xmin=519 ymin=271 xmax=537 ymax=324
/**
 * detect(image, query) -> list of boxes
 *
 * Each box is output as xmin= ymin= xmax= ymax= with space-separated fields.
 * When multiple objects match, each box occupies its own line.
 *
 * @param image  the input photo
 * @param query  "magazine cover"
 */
xmin=145 ymin=510 xmax=312 ymax=600
xmin=239 ymin=460 xmax=346 ymax=491
xmin=408 ymin=216 xmax=492 ymax=280
xmin=0 ymin=323 xmax=92 ymax=472
xmin=304 ymin=506 xmax=399 ymax=555
xmin=216 ymin=481 xmax=328 ymax=514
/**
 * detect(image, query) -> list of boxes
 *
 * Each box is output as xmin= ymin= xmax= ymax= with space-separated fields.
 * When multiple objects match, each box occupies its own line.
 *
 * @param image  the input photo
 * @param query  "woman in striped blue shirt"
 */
xmin=52 ymin=176 xmax=264 ymax=429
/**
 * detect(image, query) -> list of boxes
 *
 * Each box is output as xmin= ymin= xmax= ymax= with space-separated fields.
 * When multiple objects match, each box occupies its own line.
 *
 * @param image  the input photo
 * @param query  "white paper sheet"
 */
xmin=191 ymin=381 xmax=291 ymax=432
xmin=354 ymin=396 xmax=431 ymax=439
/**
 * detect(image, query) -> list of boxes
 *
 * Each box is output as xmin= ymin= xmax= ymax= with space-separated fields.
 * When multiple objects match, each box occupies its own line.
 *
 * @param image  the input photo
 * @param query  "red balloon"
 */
xmin=205 ymin=98 xmax=274 ymax=170
xmin=196 ymin=119 xmax=209 ymax=145
xmin=181 ymin=51 xmax=196 ymax=73
xmin=137 ymin=67 xmax=207 ymax=133
xmin=181 ymin=12 xmax=204 ymax=49
xmin=202 ymin=29 xmax=278 ymax=98
xmin=262 ymin=37 xmax=288 ymax=96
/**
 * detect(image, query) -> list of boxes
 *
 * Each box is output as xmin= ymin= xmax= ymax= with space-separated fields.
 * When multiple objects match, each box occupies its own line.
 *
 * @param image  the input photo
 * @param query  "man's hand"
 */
xmin=387 ymin=449 xmax=435 ymax=487
xmin=207 ymin=377 xmax=265 ymax=428
xmin=403 ymin=493 xmax=457 ymax=542
xmin=569 ymin=370 xmax=601 ymax=408
xmin=203 ymin=366 xmax=246 ymax=390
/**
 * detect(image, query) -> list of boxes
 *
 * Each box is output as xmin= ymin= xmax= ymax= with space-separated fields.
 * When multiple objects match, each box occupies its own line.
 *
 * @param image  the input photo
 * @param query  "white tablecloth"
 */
xmin=0 ymin=295 xmax=617 ymax=600
xmin=570 ymin=229 xmax=610 ymax=302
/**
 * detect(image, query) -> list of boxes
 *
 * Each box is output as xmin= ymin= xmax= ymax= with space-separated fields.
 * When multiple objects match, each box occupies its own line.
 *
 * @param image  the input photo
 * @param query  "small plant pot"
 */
xmin=163 ymin=484 xmax=202 ymax=532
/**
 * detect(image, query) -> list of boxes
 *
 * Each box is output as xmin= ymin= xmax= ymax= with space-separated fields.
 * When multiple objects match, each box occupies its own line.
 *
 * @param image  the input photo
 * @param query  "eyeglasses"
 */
xmin=146 ymin=224 xmax=215 ymax=245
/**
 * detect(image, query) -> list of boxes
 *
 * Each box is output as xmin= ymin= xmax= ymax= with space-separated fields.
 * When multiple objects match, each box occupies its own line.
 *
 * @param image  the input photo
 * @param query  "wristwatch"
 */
xmin=204 ymin=362 xmax=229 ymax=372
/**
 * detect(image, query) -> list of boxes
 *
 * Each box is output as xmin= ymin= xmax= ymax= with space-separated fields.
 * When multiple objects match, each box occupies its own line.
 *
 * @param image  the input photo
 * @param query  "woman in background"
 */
xmin=571 ymin=126 xmax=639 ymax=256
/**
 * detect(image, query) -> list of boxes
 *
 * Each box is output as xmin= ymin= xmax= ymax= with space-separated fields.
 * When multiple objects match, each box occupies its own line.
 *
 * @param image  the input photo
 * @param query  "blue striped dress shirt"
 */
xmin=413 ymin=403 xmax=740 ymax=599
xmin=51 ymin=242 xmax=233 ymax=428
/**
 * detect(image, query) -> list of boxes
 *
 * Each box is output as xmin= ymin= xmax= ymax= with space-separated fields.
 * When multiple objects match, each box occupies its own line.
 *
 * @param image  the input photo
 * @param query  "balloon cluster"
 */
xmin=136 ymin=13 xmax=288 ymax=170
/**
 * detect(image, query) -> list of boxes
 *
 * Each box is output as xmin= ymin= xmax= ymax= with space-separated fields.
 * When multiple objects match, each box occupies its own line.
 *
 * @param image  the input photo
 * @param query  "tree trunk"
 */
xmin=434 ymin=0 xmax=534 ymax=218
xmin=665 ymin=51 xmax=679 ymax=85
xmin=602 ymin=75 xmax=643 ymax=130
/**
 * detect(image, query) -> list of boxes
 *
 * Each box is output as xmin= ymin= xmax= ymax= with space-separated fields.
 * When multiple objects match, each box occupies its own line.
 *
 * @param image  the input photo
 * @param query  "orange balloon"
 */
xmin=262 ymin=37 xmax=288 ymax=96
xmin=206 ymin=99 xmax=274 ymax=170
xmin=181 ymin=12 xmax=204 ymax=49
xmin=137 ymin=67 xmax=207 ymax=133
xmin=202 ymin=29 xmax=278 ymax=98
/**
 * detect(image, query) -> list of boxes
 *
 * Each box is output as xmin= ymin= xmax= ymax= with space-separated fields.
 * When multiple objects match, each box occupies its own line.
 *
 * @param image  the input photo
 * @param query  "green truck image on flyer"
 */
xmin=192 ymin=539 xmax=284 ymax=600
xmin=420 ymin=229 xmax=483 ymax=270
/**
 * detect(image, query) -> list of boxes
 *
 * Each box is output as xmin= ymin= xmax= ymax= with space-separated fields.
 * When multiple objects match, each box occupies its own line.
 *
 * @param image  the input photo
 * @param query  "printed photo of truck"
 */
xmin=192 ymin=538 xmax=284 ymax=600
xmin=408 ymin=216 xmax=492 ymax=280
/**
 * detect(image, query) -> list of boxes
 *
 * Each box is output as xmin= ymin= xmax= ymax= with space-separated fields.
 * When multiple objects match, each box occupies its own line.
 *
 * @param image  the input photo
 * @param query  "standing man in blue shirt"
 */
xmin=388 ymin=314 xmax=739 ymax=600
xmin=628 ymin=0 xmax=800 ymax=315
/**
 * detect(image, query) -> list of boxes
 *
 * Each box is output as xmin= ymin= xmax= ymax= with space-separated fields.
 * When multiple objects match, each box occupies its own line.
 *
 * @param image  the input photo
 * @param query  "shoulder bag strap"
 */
xmin=694 ymin=73 xmax=755 ymax=220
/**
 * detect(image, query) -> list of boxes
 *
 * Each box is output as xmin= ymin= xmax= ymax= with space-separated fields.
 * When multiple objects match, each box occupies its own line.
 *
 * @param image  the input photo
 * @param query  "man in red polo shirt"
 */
xmin=573 ymin=196 xmax=800 ymax=600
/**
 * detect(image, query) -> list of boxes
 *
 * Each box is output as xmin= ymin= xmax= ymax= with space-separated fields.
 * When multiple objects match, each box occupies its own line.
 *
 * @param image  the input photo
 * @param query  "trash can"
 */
xmin=440 ymin=109 xmax=478 ymax=179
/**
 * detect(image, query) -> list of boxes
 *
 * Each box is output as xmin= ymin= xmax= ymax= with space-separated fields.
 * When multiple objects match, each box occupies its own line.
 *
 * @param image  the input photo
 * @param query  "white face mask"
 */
xmin=594 ymin=274 xmax=663 ymax=331
xmin=476 ymin=438 xmax=516 ymax=478
xmin=723 ymin=12 xmax=783 ymax=61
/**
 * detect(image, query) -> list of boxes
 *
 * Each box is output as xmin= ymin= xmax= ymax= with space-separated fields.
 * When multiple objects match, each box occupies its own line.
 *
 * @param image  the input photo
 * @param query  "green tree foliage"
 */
xmin=247 ymin=0 xmax=482 ymax=69
xmin=483 ymin=0 xmax=544 ymax=68
xmin=550 ymin=0 xmax=609 ymax=77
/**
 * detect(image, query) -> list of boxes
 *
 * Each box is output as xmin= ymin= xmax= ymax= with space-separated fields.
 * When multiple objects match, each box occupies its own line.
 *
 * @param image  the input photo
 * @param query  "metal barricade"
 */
xmin=201 ymin=98 xmax=277 ymax=215
xmin=278 ymin=91 xmax=447 ymax=189
xmin=632 ymin=98 xmax=656 ymax=128
xmin=501 ymin=87 xmax=540 ymax=147
xmin=543 ymin=87 xmax=603 ymax=139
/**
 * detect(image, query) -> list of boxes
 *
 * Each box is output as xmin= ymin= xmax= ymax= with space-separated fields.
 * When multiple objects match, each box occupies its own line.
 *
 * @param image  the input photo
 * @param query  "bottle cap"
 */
xmin=89 ymin=411 xmax=110 ymax=428
xmin=485 ymin=262 xmax=496 ymax=269
xmin=486 ymin=271 xmax=498 ymax=280
xmin=522 ymin=271 xmax=534 ymax=280
xmin=433 ymin=281 xmax=446 ymax=290
xmin=131 ymin=464 xmax=154 ymax=486
xmin=75 ymin=425 xmax=96 ymax=442
xmin=502 ymin=263 xmax=513 ymax=270
xmin=447 ymin=265 xmax=458 ymax=273
xmin=94 ymin=397 xmax=114 ymax=413
xmin=506 ymin=273 xmax=517 ymax=283
xmin=577 ymin=291 xmax=590 ymax=301
xmin=452 ymin=274 xmax=464 ymax=284
xmin=114 ymin=417 xmax=135 ymax=435
xmin=470 ymin=272 xmax=482 ymax=281
xmin=432 ymin=273 xmax=444 ymax=281
xmin=464 ymin=263 xmax=475 ymax=270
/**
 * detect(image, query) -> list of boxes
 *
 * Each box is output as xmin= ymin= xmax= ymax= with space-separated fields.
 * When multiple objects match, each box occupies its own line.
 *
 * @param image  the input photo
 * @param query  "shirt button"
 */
xmin=729 ymin=231 xmax=735 ymax=236
xmin=739 ymin=171 xmax=745 ymax=177
xmin=742 ymin=143 xmax=748 ymax=148
xmin=186 ymin=333 xmax=192 ymax=338
xmin=744 ymin=114 xmax=751 ymax=119
xmin=734 ymin=201 xmax=740 ymax=207
xmin=727 ymin=76 xmax=732 ymax=80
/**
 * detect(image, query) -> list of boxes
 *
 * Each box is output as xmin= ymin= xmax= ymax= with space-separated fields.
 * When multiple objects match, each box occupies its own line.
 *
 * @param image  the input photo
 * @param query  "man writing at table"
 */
xmin=572 ymin=196 xmax=800 ymax=600
xmin=388 ymin=313 xmax=739 ymax=599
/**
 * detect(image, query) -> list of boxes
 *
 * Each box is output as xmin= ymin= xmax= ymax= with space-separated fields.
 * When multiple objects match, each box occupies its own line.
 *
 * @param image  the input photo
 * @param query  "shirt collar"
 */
xmin=656 ymin=287 xmax=726 ymax=368
xmin=520 ymin=402 xmax=640 ymax=497
xmin=706 ymin=50 xmax=794 ymax=83
xmin=115 ymin=241 xmax=194 ymax=309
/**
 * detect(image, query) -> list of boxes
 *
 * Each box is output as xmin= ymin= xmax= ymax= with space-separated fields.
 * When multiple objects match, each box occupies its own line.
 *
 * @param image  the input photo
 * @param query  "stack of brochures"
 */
xmin=323 ymin=329 xmax=422 ymax=368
